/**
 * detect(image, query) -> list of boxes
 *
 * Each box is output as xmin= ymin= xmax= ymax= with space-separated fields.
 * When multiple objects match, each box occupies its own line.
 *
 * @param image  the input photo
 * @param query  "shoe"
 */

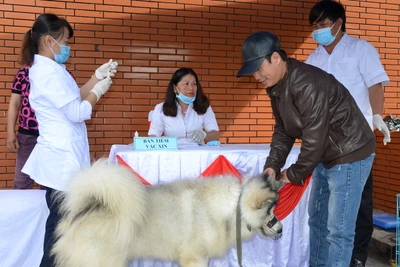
xmin=350 ymin=259 xmax=365 ymax=267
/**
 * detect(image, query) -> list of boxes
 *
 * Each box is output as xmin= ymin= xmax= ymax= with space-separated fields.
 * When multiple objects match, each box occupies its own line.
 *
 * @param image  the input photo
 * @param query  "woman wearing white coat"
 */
xmin=20 ymin=14 xmax=118 ymax=267
xmin=148 ymin=68 xmax=220 ymax=145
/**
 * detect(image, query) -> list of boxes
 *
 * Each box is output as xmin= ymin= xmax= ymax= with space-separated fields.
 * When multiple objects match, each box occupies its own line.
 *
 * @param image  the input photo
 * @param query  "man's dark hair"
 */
xmin=309 ymin=0 xmax=346 ymax=32
xmin=265 ymin=49 xmax=288 ymax=63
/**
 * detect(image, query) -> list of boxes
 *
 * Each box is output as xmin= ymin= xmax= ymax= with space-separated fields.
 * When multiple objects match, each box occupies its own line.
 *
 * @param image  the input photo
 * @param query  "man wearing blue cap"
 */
xmin=236 ymin=31 xmax=376 ymax=267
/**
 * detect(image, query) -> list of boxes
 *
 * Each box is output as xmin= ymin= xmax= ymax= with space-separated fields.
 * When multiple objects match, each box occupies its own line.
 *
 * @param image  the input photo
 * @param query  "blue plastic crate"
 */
xmin=373 ymin=213 xmax=397 ymax=230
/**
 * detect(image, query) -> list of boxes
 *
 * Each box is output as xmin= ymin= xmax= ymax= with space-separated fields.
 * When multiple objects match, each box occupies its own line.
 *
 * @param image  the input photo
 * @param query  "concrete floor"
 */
xmin=366 ymin=251 xmax=394 ymax=267
xmin=367 ymin=209 xmax=397 ymax=267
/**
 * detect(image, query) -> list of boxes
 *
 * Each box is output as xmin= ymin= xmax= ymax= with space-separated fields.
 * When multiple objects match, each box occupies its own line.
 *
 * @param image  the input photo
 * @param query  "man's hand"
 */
xmin=264 ymin=168 xmax=290 ymax=183
xmin=279 ymin=169 xmax=290 ymax=183
xmin=263 ymin=168 xmax=286 ymax=191
xmin=264 ymin=168 xmax=276 ymax=180
xmin=373 ymin=114 xmax=391 ymax=145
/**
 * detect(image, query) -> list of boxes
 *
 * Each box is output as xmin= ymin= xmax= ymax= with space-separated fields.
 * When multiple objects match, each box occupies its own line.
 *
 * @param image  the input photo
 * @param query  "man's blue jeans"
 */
xmin=308 ymin=154 xmax=375 ymax=267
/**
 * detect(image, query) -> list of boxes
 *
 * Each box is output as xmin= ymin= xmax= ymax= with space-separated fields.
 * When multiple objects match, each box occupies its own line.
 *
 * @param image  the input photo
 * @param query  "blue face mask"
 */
xmin=176 ymin=88 xmax=196 ymax=104
xmin=312 ymin=22 xmax=340 ymax=46
xmin=49 ymin=37 xmax=70 ymax=64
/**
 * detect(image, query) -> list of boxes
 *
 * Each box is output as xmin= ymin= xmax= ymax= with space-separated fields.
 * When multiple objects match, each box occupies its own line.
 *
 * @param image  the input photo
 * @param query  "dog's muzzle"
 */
xmin=262 ymin=215 xmax=283 ymax=240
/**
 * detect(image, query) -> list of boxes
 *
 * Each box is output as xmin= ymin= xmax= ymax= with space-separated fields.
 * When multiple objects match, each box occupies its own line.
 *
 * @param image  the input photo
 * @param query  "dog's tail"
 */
xmin=52 ymin=159 xmax=147 ymax=267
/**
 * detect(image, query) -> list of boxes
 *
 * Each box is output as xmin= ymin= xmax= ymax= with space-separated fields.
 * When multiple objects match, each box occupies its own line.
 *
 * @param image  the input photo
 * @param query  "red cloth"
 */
xmin=274 ymin=175 xmax=312 ymax=220
xmin=116 ymin=155 xmax=152 ymax=186
xmin=199 ymin=155 xmax=242 ymax=182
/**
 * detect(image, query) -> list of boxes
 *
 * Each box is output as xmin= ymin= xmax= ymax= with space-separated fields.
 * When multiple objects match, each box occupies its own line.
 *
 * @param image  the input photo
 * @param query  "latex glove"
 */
xmin=95 ymin=59 xmax=118 ymax=79
xmin=373 ymin=114 xmax=391 ymax=145
xmin=205 ymin=140 xmax=220 ymax=146
xmin=189 ymin=130 xmax=206 ymax=143
xmin=90 ymin=77 xmax=112 ymax=101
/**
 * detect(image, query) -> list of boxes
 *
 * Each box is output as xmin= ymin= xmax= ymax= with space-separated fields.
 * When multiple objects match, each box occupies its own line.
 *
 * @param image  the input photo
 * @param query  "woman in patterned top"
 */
xmin=6 ymin=66 xmax=39 ymax=189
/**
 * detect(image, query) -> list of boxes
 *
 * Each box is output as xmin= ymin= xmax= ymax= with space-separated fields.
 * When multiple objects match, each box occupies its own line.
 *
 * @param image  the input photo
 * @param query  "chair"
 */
xmin=148 ymin=110 xmax=154 ymax=129
xmin=148 ymin=110 xmax=164 ymax=136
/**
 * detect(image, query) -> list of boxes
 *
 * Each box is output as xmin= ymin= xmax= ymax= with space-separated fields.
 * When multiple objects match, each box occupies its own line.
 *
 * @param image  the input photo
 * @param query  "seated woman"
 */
xmin=148 ymin=68 xmax=220 ymax=145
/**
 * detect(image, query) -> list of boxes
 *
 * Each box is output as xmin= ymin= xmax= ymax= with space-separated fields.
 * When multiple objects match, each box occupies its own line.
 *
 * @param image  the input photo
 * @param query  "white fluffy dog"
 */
xmin=52 ymin=159 xmax=283 ymax=267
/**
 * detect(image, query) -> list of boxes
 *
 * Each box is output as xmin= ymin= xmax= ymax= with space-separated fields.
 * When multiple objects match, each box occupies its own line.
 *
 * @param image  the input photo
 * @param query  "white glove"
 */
xmin=189 ymin=130 xmax=206 ymax=143
xmin=373 ymin=114 xmax=391 ymax=145
xmin=90 ymin=77 xmax=112 ymax=101
xmin=95 ymin=59 xmax=118 ymax=79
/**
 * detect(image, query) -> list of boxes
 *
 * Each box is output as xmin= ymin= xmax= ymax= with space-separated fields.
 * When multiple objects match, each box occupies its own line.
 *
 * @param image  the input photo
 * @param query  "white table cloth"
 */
xmin=109 ymin=144 xmax=311 ymax=267
xmin=0 ymin=190 xmax=49 ymax=267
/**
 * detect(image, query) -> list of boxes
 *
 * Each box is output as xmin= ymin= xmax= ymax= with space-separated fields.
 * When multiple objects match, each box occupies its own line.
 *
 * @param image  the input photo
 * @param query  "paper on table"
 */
xmin=178 ymin=143 xmax=200 ymax=148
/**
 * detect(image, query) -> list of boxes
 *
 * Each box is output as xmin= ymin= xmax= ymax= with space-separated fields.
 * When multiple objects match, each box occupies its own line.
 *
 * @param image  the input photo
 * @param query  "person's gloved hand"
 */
xmin=95 ymin=59 xmax=118 ymax=80
xmin=90 ymin=77 xmax=112 ymax=101
xmin=189 ymin=130 xmax=206 ymax=143
xmin=373 ymin=114 xmax=391 ymax=145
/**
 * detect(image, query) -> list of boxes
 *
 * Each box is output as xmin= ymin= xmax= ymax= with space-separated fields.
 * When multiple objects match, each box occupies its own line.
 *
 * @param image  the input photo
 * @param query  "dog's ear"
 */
xmin=257 ymin=198 xmax=276 ymax=209
xmin=262 ymin=174 xmax=284 ymax=191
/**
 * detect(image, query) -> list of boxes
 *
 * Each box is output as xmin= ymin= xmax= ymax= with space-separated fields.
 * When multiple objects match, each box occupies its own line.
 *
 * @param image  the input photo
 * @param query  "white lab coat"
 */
xmin=148 ymin=102 xmax=219 ymax=145
xmin=306 ymin=33 xmax=389 ymax=130
xmin=22 ymin=55 xmax=92 ymax=191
